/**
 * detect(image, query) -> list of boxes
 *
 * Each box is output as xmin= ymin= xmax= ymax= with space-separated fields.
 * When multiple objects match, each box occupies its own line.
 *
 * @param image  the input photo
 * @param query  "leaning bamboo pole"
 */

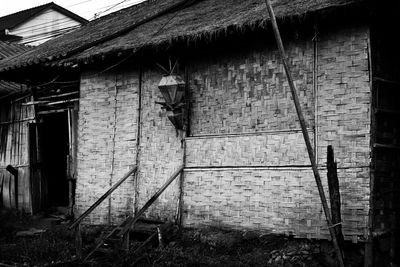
xmin=263 ymin=1 xmax=345 ymax=266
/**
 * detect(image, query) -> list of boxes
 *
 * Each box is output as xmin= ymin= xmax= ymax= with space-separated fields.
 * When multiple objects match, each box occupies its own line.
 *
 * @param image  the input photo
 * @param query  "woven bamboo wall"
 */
xmin=183 ymin=168 xmax=368 ymax=240
xmin=75 ymin=70 xmax=139 ymax=224
xmin=76 ymin=68 xmax=184 ymax=223
xmin=189 ymin=40 xmax=315 ymax=135
xmin=75 ymin=24 xmax=371 ymax=241
xmin=0 ymin=97 xmax=34 ymax=212
xmin=186 ymin=131 xmax=313 ymax=167
xmin=134 ymin=69 xmax=183 ymax=221
xmin=182 ymin=25 xmax=371 ymax=241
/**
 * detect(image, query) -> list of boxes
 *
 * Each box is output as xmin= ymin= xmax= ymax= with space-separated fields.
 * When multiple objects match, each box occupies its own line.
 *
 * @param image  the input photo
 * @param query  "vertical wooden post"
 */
xmin=313 ymin=29 xmax=319 ymax=162
xmin=67 ymin=108 xmax=74 ymax=216
xmin=75 ymin=224 xmax=82 ymax=259
xmin=134 ymin=68 xmax=143 ymax=214
xmin=176 ymin=63 xmax=190 ymax=227
xmin=263 ymin=1 xmax=345 ymax=266
xmin=327 ymin=146 xmax=344 ymax=246
xmin=364 ymin=33 xmax=375 ymax=267
xmin=31 ymin=88 xmax=38 ymax=122
xmin=122 ymin=232 xmax=130 ymax=252
xmin=0 ymin=173 xmax=3 ymax=208
xmin=390 ymin=212 xmax=396 ymax=265
xmin=157 ymin=226 xmax=164 ymax=248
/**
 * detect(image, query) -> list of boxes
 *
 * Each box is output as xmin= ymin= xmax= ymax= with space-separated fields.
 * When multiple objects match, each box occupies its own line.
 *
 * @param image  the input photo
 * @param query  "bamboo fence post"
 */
xmin=327 ymin=146 xmax=344 ymax=247
xmin=263 ymin=1 xmax=345 ymax=266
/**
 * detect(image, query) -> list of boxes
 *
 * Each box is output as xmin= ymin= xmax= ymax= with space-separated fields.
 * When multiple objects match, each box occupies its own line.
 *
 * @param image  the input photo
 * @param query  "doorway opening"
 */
xmin=41 ymin=111 xmax=70 ymax=210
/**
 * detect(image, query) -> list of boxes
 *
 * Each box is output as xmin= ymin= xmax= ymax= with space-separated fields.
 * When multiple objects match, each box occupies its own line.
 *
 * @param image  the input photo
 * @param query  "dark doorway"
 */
xmin=41 ymin=112 xmax=70 ymax=208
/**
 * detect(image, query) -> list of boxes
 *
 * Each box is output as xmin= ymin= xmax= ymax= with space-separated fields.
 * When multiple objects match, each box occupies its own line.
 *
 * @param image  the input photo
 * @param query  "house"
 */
xmin=0 ymin=0 xmax=398 ymax=264
xmin=0 ymin=2 xmax=88 ymax=45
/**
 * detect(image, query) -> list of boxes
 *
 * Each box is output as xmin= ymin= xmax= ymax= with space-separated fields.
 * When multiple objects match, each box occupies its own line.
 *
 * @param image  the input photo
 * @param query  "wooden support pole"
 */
xmin=30 ymin=87 xmax=38 ymax=122
xmin=134 ymin=68 xmax=143 ymax=214
xmin=67 ymin=108 xmax=74 ymax=217
xmin=122 ymin=232 xmax=130 ymax=252
xmin=176 ymin=63 xmax=190 ymax=227
xmin=327 ymin=146 xmax=344 ymax=247
xmin=75 ymin=224 xmax=82 ymax=259
xmin=177 ymin=169 xmax=185 ymax=226
xmin=263 ymin=1 xmax=345 ymax=266
xmin=157 ymin=226 xmax=164 ymax=248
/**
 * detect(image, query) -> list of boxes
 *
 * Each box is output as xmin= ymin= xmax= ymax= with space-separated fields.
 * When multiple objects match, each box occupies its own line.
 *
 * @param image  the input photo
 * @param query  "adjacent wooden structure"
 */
xmin=0 ymin=98 xmax=34 ymax=212
xmin=0 ymin=84 xmax=79 ymax=214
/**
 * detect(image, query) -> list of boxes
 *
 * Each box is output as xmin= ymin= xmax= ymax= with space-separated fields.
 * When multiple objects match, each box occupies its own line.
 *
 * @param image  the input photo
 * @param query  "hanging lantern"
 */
xmin=157 ymin=74 xmax=186 ymax=130
xmin=158 ymin=75 xmax=185 ymax=106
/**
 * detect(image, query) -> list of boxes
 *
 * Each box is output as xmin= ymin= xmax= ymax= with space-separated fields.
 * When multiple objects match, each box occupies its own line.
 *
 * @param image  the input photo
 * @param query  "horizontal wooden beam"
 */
xmin=46 ymin=98 xmax=79 ymax=106
xmin=37 ymin=109 xmax=68 ymax=115
xmin=38 ymin=91 xmax=79 ymax=100
xmin=373 ymin=77 xmax=400 ymax=86
xmin=22 ymin=100 xmax=49 ymax=106
xmin=185 ymin=128 xmax=313 ymax=140
xmin=0 ymin=164 xmax=29 ymax=169
xmin=374 ymin=143 xmax=400 ymax=150
xmin=0 ymin=117 xmax=35 ymax=125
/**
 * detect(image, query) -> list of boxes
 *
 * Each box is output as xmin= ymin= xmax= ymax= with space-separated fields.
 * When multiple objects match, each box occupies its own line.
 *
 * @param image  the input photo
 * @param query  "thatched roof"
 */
xmin=0 ymin=0 xmax=365 ymax=72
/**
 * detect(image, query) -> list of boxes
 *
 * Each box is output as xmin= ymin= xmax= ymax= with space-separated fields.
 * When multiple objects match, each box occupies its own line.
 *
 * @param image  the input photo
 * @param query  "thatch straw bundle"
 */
xmin=0 ymin=0 xmax=364 ymax=72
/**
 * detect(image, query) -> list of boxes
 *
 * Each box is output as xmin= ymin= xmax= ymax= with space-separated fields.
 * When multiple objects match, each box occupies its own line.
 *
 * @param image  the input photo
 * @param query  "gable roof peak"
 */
xmin=0 ymin=2 xmax=88 ymax=32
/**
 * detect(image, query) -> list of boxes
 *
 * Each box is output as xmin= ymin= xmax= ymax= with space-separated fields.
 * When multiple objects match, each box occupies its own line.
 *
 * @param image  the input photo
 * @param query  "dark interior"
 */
xmin=41 ymin=112 xmax=70 ymax=208
xmin=371 ymin=2 xmax=400 ymax=265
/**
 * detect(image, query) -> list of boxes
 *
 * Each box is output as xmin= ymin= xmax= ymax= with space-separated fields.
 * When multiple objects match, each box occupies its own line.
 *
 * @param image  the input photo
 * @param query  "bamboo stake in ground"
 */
xmin=327 ymin=146 xmax=344 ymax=247
xmin=263 ymin=1 xmax=345 ymax=266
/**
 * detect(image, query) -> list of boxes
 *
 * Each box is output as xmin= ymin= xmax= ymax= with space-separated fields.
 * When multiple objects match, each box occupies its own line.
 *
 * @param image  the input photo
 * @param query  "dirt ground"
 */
xmin=0 ymin=209 xmax=364 ymax=267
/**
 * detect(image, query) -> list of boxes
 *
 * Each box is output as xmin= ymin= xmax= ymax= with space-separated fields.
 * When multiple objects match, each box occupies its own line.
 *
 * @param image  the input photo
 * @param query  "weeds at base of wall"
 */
xmin=0 ymin=210 xmax=364 ymax=266
xmin=0 ymin=209 xmax=75 ymax=266
xmin=122 ymin=227 xmax=364 ymax=267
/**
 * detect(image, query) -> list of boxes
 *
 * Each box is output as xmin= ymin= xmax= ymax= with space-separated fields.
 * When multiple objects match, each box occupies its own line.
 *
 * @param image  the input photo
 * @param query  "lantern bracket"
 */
xmin=155 ymin=102 xmax=185 ymax=110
